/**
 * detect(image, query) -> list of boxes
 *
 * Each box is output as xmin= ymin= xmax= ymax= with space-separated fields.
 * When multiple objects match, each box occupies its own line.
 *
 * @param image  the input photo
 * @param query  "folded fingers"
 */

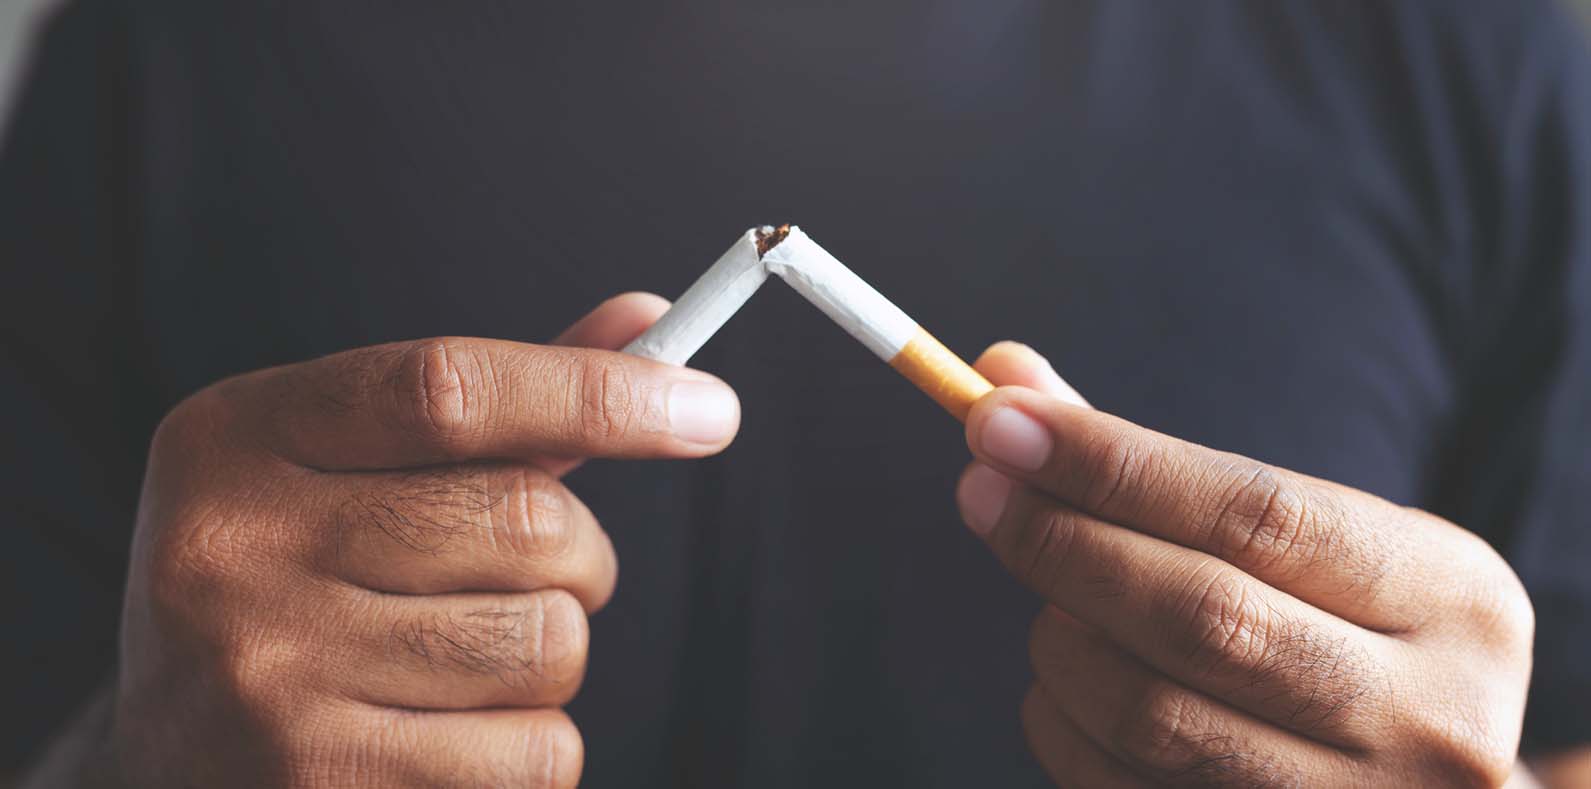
xmin=1021 ymin=684 xmax=1149 ymax=788
xmin=310 ymin=463 xmax=617 ymax=611
xmin=1028 ymin=607 xmax=1357 ymax=786
xmin=961 ymin=466 xmax=1395 ymax=747
xmin=304 ymin=705 xmax=584 ymax=788
xmin=333 ymin=588 xmax=591 ymax=712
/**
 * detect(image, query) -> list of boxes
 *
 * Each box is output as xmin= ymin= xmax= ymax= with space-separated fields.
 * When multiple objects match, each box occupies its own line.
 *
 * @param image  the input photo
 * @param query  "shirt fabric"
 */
xmin=3 ymin=1 xmax=1590 ymax=784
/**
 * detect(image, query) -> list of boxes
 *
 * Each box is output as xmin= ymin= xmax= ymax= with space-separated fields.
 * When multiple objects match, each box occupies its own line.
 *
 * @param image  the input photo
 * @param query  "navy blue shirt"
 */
xmin=4 ymin=1 xmax=1590 ymax=784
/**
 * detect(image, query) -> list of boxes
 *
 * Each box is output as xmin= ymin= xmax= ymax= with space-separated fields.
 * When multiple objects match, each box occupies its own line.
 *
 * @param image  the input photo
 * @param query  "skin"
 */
xmin=15 ymin=320 xmax=1587 ymax=787
xmin=959 ymin=342 xmax=1555 ymax=787
xmin=28 ymin=292 xmax=740 ymax=788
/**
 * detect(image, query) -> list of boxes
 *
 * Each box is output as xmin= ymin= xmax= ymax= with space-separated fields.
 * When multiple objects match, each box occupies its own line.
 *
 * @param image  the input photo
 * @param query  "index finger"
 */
xmin=964 ymin=387 xmax=1434 ymax=631
xmin=223 ymin=336 xmax=740 ymax=470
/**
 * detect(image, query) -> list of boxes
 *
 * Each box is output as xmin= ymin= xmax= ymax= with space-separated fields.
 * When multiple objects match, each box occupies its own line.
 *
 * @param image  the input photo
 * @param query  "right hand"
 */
xmin=111 ymin=293 xmax=738 ymax=787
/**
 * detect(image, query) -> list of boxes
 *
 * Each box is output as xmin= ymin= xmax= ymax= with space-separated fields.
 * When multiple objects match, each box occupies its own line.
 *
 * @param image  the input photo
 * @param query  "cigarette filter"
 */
xmin=624 ymin=225 xmax=994 ymax=421
xmin=761 ymin=226 xmax=994 ymax=421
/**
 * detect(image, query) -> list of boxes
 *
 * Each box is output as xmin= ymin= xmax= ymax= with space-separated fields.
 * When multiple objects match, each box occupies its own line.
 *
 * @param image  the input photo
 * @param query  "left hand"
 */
xmin=956 ymin=343 xmax=1534 ymax=787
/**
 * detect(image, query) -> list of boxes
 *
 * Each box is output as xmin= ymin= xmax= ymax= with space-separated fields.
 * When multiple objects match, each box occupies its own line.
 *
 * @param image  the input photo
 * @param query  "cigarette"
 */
xmin=761 ymin=226 xmax=994 ymax=421
xmin=624 ymin=225 xmax=994 ymax=421
xmin=621 ymin=228 xmax=767 ymax=365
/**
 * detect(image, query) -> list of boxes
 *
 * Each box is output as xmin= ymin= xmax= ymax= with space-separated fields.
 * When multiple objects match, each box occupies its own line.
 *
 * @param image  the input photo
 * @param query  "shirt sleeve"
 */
xmin=0 ymin=0 xmax=157 ymax=772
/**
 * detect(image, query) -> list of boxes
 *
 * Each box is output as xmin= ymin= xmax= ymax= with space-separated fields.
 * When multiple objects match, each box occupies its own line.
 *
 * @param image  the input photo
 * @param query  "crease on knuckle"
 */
xmin=1218 ymin=471 xmax=1389 ymax=606
xmin=1174 ymin=571 xmax=1380 ymax=738
xmin=496 ymin=469 xmax=574 ymax=562
xmin=150 ymin=502 xmax=252 ymax=614
xmin=1211 ymin=466 xmax=1326 ymax=577
xmin=1174 ymin=570 xmax=1269 ymax=678
xmin=1121 ymin=687 xmax=1200 ymax=768
xmin=525 ymin=716 xmax=584 ymax=788
xmin=573 ymin=355 xmax=637 ymax=444
xmin=397 ymin=340 xmax=479 ymax=445
xmin=1012 ymin=504 xmax=1082 ymax=598
xmin=1080 ymin=427 xmax=1145 ymax=514
xmin=1122 ymin=687 xmax=1279 ymax=786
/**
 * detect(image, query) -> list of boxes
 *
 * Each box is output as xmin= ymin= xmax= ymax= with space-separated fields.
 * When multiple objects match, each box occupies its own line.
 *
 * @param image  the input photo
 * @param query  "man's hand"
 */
xmin=108 ymin=293 xmax=738 ymax=787
xmin=956 ymin=343 xmax=1534 ymax=787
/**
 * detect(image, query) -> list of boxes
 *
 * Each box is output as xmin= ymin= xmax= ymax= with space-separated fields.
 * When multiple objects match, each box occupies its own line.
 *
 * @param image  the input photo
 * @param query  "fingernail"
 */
xmin=667 ymin=380 xmax=739 ymax=444
xmin=958 ymin=464 xmax=1013 ymax=536
xmin=980 ymin=406 xmax=1052 ymax=472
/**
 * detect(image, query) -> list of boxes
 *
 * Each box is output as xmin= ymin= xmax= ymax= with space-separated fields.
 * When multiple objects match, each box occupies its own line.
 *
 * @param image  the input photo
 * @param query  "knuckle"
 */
xmin=1117 ymin=686 xmax=1202 ymax=771
xmin=530 ymin=590 xmax=591 ymax=696
xmin=1119 ymin=687 xmax=1269 ymax=786
xmin=1403 ymin=716 xmax=1516 ymax=789
xmin=523 ymin=715 xmax=585 ymax=788
xmin=146 ymin=507 xmax=254 ymax=615
xmin=1078 ymin=426 xmax=1148 ymax=513
xmin=1173 ymin=570 xmax=1270 ymax=677
xmin=571 ymin=355 xmax=638 ymax=443
xmin=1007 ymin=504 xmax=1082 ymax=598
xmin=150 ymin=388 xmax=213 ymax=454
xmin=498 ymin=469 xmax=576 ymax=562
xmin=394 ymin=339 xmax=487 ymax=446
xmin=1171 ymin=570 xmax=1381 ymax=738
xmin=1209 ymin=465 xmax=1322 ymax=574
xmin=1451 ymin=531 xmax=1536 ymax=655
xmin=214 ymin=628 xmax=297 ymax=715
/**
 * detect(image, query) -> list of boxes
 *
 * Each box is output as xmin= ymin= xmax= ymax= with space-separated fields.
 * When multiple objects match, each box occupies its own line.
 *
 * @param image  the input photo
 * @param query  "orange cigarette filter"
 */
xmin=759 ymin=225 xmax=995 ymax=422
xmin=888 ymin=328 xmax=996 ymax=421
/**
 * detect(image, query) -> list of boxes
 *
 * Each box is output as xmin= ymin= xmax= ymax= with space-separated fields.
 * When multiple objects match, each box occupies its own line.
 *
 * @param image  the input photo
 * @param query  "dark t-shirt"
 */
xmin=4 ymin=1 xmax=1590 ymax=784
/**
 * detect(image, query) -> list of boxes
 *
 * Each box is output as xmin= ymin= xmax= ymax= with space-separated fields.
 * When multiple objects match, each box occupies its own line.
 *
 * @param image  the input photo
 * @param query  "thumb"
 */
xmin=539 ymin=291 xmax=705 ymax=477
xmin=972 ymin=341 xmax=1089 ymax=408
xmin=551 ymin=291 xmax=672 ymax=349
xmin=957 ymin=341 xmax=1086 ymax=544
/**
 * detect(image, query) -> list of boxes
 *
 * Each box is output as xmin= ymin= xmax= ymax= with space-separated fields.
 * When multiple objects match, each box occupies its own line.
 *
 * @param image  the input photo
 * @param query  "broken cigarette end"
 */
xmin=755 ymin=224 xmax=792 ymax=257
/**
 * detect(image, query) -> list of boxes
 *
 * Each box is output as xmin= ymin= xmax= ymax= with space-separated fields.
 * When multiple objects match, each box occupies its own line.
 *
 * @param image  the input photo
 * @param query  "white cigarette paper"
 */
xmin=622 ymin=229 xmax=767 ymax=365
xmin=623 ymin=224 xmax=995 ymax=419
xmin=760 ymin=227 xmax=919 ymax=361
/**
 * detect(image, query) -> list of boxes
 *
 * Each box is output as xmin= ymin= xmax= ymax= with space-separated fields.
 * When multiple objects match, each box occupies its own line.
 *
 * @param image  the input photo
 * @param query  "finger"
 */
xmin=542 ymin=292 xmax=671 ymax=476
xmin=1029 ymin=606 xmax=1356 ymax=785
xmin=551 ymin=291 xmax=671 ymax=349
xmin=337 ymin=706 xmax=583 ymax=788
xmin=973 ymin=341 xmax=1089 ymax=406
xmin=1021 ymin=683 xmax=1150 ymax=788
xmin=236 ymin=336 xmax=739 ymax=470
xmin=343 ymin=588 xmax=591 ymax=711
xmin=314 ymin=464 xmax=617 ymax=611
xmin=957 ymin=463 xmax=1391 ymax=747
xmin=964 ymin=386 xmax=1432 ymax=630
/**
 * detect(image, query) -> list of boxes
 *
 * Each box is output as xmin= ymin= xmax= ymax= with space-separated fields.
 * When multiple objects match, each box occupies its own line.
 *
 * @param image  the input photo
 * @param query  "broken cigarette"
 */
xmin=621 ymin=228 xmax=767 ymax=366
xmin=624 ymin=225 xmax=994 ymax=421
